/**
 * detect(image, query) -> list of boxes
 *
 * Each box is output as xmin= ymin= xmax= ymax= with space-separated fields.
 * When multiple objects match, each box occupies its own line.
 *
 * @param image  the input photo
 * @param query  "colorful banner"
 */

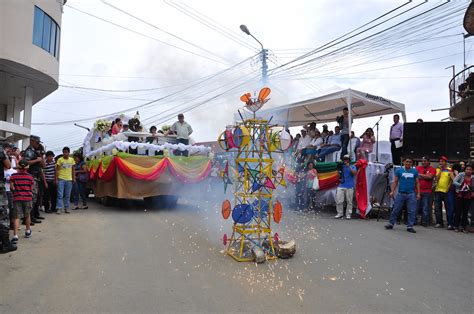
xmin=87 ymin=153 xmax=212 ymax=183
xmin=284 ymin=162 xmax=340 ymax=191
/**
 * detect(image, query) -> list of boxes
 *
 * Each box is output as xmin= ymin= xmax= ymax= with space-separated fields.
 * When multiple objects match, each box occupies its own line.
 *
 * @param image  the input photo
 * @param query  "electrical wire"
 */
xmin=269 ymin=2 xmax=466 ymax=81
xmin=164 ymin=0 xmax=260 ymax=53
xmin=65 ymin=4 xmax=229 ymax=66
xmin=100 ymin=0 xmax=234 ymax=65
xmin=32 ymin=54 xmax=258 ymax=125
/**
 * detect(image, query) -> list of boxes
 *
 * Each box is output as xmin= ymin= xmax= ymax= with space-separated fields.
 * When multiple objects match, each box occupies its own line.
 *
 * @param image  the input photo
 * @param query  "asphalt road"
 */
xmin=1 ymin=195 xmax=473 ymax=313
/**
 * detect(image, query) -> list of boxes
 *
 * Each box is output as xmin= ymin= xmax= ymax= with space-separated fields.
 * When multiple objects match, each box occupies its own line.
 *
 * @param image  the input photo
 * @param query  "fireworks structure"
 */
xmin=218 ymin=87 xmax=292 ymax=263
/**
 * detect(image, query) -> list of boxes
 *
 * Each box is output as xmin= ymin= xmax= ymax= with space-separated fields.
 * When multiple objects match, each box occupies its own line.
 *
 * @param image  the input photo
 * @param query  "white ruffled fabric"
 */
xmin=84 ymin=140 xmax=211 ymax=158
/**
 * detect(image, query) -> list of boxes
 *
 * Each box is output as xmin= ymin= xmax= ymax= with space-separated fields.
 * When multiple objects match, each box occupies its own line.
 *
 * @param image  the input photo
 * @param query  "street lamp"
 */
xmin=240 ymin=24 xmax=268 ymax=86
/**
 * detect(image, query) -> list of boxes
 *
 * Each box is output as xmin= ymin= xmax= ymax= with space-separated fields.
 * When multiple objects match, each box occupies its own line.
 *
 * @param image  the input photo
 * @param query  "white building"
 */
xmin=0 ymin=0 xmax=66 ymax=148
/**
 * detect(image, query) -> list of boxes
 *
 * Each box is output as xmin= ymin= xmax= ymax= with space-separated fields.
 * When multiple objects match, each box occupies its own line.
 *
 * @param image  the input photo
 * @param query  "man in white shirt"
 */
xmin=297 ymin=130 xmax=311 ymax=151
xmin=304 ymin=131 xmax=323 ymax=161
xmin=170 ymin=113 xmax=193 ymax=156
xmin=296 ymin=129 xmax=312 ymax=162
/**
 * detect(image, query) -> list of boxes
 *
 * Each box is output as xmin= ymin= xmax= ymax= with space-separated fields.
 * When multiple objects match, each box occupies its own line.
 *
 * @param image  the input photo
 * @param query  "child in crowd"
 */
xmin=72 ymin=154 xmax=88 ymax=210
xmin=305 ymin=161 xmax=318 ymax=210
xmin=5 ymin=163 xmax=16 ymax=230
xmin=10 ymin=160 xmax=35 ymax=241
xmin=43 ymin=151 xmax=57 ymax=213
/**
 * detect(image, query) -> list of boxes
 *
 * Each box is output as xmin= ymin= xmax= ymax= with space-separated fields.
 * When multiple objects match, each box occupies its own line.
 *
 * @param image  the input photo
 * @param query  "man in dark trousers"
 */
xmin=43 ymin=151 xmax=57 ymax=213
xmin=389 ymin=114 xmax=403 ymax=165
xmin=337 ymin=108 xmax=352 ymax=159
xmin=23 ymin=135 xmax=44 ymax=224
xmin=385 ymin=157 xmax=420 ymax=233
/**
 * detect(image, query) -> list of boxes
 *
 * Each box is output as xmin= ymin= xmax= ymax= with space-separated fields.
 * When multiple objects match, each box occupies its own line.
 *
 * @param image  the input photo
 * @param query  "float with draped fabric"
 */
xmin=83 ymin=112 xmax=213 ymax=201
xmin=87 ymin=152 xmax=212 ymax=200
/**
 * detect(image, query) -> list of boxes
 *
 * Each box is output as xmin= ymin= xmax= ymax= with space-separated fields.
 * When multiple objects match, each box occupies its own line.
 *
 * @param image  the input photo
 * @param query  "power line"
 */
xmin=269 ymin=2 xmax=466 ymax=80
xmin=277 ymin=0 xmax=421 ymax=69
xmin=32 ymin=55 xmax=258 ymax=125
xmin=65 ymin=4 xmax=229 ymax=66
xmin=164 ymin=0 xmax=260 ymax=53
xmin=276 ymin=1 xmax=450 ymax=74
xmin=58 ymin=71 xmax=238 ymax=93
xmin=100 ymin=0 xmax=234 ymax=65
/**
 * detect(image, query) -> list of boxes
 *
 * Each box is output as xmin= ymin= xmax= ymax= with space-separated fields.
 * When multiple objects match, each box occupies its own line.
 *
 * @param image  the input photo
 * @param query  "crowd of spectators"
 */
xmin=293 ymin=108 xmax=377 ymax=165
xmin=0 ymin=136 xmax=89 ymax=254
xmin=288 ymin=111 xmax=473 ymax=233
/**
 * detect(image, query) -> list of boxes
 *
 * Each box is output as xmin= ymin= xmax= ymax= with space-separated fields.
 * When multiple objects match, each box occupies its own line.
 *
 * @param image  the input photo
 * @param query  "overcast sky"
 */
xmin=31 ymin=0 xmax=471 ymax=152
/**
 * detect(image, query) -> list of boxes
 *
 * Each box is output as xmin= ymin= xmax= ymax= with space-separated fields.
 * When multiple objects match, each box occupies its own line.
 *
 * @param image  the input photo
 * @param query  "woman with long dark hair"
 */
xmin=356 ymin=128 xmax=375 ymax=160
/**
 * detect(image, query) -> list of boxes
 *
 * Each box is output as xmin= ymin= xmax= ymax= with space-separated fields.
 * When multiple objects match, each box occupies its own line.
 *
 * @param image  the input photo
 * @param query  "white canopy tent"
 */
xmin=252 ymin=88 xmax=406 ymax=128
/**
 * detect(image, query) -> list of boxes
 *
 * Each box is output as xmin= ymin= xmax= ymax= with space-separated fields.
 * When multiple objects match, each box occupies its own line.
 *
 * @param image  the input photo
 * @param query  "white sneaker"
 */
xmin=346 ymin=216 xmax=351 ymax=220
xmin=334 ymin=214 xmax=343 ymax=219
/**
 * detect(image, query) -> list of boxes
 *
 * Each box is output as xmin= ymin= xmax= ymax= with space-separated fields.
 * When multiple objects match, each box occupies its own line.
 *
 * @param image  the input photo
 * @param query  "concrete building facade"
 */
xmin=0 ymin=0 xmax=66 ymax=147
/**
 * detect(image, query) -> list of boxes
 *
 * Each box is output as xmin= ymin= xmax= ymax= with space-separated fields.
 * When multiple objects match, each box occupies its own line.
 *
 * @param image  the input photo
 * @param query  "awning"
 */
xmin=253 ymin=88 xmax=406 ymax=127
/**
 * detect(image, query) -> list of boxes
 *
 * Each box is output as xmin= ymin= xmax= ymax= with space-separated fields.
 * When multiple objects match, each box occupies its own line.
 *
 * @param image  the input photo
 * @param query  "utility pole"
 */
xmin=261 ymin=48 xmax=268 ymax=86
xmin=240 ymin=25 xmax=268 ymax=86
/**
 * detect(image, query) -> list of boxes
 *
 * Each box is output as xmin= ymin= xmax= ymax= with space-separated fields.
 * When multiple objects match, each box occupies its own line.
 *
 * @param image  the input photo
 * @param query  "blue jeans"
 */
xmin=56 ymin=180 xmax=73 ymax=211
xmin=390 ymin=192 xmax=417 ymax=228
xmin=317 ymin=145 xmax=340 ymax=161
xmin=417 ymin=192 xmax=431 ymax=225
xmin=72 ymin=180 xmax=88 ymax=207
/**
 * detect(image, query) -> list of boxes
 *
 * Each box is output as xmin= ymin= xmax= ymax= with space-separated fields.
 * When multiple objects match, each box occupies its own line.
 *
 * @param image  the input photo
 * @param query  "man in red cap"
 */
xmin=434 ymin=156 xmax=455 ymax=229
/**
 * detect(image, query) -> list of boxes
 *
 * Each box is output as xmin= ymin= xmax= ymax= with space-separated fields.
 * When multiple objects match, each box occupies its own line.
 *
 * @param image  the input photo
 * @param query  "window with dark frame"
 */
xmin=32 ymin=6 xmax=60 ymax=59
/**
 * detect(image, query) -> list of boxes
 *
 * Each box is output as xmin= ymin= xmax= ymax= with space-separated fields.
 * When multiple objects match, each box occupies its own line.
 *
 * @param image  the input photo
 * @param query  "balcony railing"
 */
xmin=449 ymin=65 xmax=474 ymax=107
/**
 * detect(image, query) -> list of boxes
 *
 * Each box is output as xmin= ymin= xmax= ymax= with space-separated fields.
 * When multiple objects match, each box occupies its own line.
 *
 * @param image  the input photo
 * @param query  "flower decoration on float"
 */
xmin=93 ymin=119 xmax=112 ymax=132
xmin=161 ymin=125 xmax=171 ymax=133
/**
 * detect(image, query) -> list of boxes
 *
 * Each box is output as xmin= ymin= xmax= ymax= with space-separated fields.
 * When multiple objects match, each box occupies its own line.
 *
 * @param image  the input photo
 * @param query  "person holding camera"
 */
xmin=335 ymin=155 xmax=357 ymax=219
xmin=385 ymin=157 xmax=420 ymax=233
xmin=336 ymin=108 xmax=352 ymax=158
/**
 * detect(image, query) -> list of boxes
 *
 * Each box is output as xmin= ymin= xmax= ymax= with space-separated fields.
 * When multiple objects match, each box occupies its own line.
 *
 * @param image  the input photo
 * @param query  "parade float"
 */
xmin=218 ymin=87 xmax=296 ymax=263
xmin=84 ymin=113 xmax=212 ymax=206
